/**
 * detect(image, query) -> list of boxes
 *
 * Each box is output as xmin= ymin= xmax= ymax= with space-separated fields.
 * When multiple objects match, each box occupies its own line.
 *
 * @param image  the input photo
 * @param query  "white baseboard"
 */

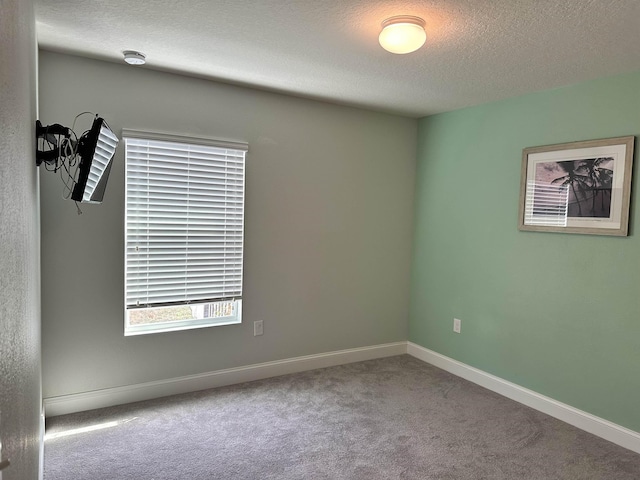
xmin=44 ymin=339 xmax=640 ymax=455
xmin=43 ymin=341 xmax=407 ymax=417
xmin=39 ymin=402 xmax=45 ymax=480
xmin=407 ymin=341 xmax=640 ymax=455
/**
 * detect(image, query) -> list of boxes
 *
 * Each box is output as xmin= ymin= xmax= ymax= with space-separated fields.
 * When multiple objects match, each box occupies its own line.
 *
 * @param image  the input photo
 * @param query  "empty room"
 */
xmin=2 ymin=1 xmax=640 ymax=479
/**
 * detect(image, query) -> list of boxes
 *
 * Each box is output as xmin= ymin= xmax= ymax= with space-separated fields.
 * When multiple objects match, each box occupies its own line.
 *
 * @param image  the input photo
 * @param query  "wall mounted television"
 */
xmin=36 ymin=114 xmax=119 ymax=205
xmin=71 ymin=117 xmax=119 ymax=203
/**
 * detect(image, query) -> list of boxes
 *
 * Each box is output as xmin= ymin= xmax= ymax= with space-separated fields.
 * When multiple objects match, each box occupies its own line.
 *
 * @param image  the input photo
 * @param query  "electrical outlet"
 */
xmin=253 ymin=320 xmax=264 ymax=336
xmin=453 ymin=318 xmax=461 ymax=333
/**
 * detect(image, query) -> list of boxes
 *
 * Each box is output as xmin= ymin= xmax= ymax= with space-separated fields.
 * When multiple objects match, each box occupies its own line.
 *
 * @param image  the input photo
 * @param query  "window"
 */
xmin=123 ymin=130 xmax=247 ymax=335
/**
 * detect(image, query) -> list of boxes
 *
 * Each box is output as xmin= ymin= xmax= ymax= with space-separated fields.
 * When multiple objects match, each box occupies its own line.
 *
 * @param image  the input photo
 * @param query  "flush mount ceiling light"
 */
xmin=378 ymin=16 xmax=426 ymax=54
xmin=123 ymin=50 xmax=146 ymax=65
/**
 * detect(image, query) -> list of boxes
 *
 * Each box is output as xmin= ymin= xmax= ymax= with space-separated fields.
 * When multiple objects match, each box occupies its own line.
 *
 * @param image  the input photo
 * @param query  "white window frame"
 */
xmin=123 ymin=129 xmax=247 ymax=336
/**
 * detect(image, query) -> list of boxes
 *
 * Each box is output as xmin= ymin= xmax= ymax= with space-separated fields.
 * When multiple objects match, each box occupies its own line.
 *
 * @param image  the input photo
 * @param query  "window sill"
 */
xmin=124 ymin=317 xmax=241 ymax=336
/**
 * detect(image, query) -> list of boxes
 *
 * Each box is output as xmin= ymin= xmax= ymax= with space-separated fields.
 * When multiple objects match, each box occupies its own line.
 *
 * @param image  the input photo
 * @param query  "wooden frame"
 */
xmin=518 ymin=136 xmax=635 ymax=236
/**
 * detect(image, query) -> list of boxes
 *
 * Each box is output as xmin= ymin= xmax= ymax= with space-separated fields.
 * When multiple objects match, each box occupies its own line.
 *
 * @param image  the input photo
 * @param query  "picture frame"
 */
xmin=518 ymin=136 xmax=635 ymax=236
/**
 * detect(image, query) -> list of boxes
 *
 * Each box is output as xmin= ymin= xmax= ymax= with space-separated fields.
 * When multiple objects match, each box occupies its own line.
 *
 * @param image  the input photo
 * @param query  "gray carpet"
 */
xmin=44 ymin=355 xmax=640 ymax=479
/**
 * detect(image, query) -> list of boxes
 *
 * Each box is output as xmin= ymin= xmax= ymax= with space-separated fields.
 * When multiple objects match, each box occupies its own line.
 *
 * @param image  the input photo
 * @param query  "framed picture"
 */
xmin=518 ymin=136 xmax=635 ymax=236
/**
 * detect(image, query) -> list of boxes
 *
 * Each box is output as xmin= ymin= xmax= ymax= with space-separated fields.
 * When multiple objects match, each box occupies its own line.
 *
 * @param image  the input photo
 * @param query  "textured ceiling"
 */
xmin=36 ymin=0 xmax=640 ymax=117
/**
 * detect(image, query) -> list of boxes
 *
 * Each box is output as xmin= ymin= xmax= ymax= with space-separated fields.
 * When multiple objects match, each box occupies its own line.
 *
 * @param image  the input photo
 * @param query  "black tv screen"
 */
xmin=71 ymin=117 xmax=119 ymax=203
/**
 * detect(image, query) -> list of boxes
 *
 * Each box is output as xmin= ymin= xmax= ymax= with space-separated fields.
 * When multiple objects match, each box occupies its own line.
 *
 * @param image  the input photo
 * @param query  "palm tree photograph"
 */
xmin=535 ymin=157 xmax=614 ymax=218
xmin=520 ymin=136 xmax=633 ymax=236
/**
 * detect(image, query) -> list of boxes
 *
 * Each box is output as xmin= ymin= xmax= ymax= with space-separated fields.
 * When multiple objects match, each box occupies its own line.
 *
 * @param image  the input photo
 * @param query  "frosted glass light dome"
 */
xmin=378 ymin=16 xmax=426 ymax=54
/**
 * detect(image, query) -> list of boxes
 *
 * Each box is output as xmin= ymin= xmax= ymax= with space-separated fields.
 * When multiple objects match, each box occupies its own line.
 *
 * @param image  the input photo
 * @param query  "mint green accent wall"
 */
xmin=410 ymin=71 xmax=640 ymax=432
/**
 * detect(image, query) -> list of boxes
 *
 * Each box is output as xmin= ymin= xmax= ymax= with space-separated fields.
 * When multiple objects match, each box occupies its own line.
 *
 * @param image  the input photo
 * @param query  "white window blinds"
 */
xmin=124 ymin=131 xmax=247 ymax=311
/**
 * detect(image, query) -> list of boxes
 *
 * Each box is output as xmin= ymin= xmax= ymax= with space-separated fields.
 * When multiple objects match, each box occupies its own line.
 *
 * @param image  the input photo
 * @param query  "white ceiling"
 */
xmin=35 ymin=0 xmax=640 ymax=118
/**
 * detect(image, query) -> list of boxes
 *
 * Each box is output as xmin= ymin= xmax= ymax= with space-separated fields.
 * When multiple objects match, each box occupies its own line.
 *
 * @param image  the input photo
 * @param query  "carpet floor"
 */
xmin=44 ymin=355 xmax=640 ymax=479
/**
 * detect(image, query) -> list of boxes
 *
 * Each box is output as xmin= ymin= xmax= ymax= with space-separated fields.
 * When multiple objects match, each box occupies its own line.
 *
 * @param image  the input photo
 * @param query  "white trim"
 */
xmin=43 ymin=342 xmax=406 ymax=417
xmin=121 ymin=128 xmax=248 ymax=151
xmin=124 ymin=303 xmax=242 ymax=336
xmin=407 ymin=342 xmax=640 ymax=454
xmin=39 ymin=402 xmax=45 ymax=480
xmin=43 ymin=340 xmax=640 ymax=455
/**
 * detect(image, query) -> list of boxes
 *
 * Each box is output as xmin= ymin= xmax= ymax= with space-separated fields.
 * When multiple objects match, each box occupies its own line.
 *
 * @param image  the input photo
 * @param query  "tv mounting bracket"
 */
xmin=35 ymin=120 xmax=74 ymax=166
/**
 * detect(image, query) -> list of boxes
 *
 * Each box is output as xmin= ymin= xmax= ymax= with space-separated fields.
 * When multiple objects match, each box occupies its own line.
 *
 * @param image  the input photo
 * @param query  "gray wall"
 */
xmin=0 ymin=0 xmax=42 ymax=479
xmin=39 ymin=52 xmax=416 ymax=399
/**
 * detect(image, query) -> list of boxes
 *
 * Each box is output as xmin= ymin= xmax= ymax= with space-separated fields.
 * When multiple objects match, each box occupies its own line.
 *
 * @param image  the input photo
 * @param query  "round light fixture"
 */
xmin=123 ymin=50 xmax=146 ymax=65
xmin=378 ymin=16 xmax=426 ymax=54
